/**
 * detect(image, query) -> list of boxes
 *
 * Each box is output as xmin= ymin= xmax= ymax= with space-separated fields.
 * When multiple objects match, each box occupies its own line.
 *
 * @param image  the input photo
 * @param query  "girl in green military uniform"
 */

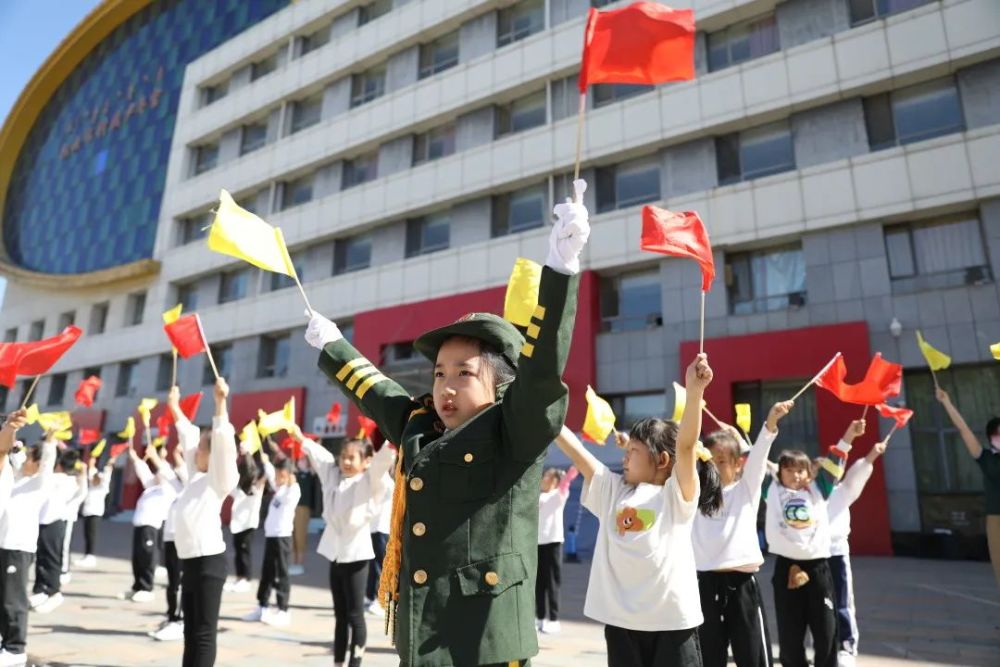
xmin=304 ymin=180 xmax=591 ymax=666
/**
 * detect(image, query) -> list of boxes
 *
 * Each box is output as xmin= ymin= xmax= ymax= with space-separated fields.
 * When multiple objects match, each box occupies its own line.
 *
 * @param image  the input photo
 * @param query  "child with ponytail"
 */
xmin=553 ymin=354 xmax=719 ymax=666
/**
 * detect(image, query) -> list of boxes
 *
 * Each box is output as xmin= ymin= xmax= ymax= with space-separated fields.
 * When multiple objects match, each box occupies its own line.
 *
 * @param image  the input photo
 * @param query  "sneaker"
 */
xmin=232 ymin=579 xmax=251 ymax=593
xmin=262 ymin=609 xmax=291 ymax=627
xmin=60 ymin=572 xmax=72 ymax=585
xmin=838 ymin=650 xmax=857 ymax=667
xmin=35 ymin=592 xmax=65 ymax=614
xmin=242 ymin=605 xmax=267 ymax=622
xmin=0 ymin=649 xmax=27 ymax=667
xmin=150 ymin=621 xmax=184 ymax=641
xmin=365 ymin=601 xmax=384 ymax=618
xmin=130 ymin=589 xmax=155 ymax=603
xmin=535 ymin=618 xmax=543 ymax=631
xmin=540 ymin=619 xmax=562 ymax=634
xmin=28 ymin=592 xmax=49 ymax=609
xmin=75 ymin=554 xmax=97 ymax=568
xmin=116 ymin=589 xmax=137 ymax=601
xmin=288 ymin=564 xmax=305 ymax=576
xmin=154 ymin=566 xmax=168 ymax=581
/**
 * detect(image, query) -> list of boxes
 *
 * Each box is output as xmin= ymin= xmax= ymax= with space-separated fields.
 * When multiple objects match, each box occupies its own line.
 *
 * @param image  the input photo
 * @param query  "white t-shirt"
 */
xmin=693 ymin=428 xmax=776 ymax=572
xmin=229 ymin=487 xmax=265 ymax=534
xmin=132 ymin=461 xmax=176 ymax=529
xmin=82 ymin=470 xmax=112 ymax=517
xmin=828 ymin=459 xmax=874 ymax=557
xmin=764 ymin=477 xmax=831 ymax=561
xmin=0 ymin=465 xmax=50 ymax=553
xmin=263 ymin=461 xmax=301 ymax=538
xmin=581 ymin=464 xmax=703 ymax=632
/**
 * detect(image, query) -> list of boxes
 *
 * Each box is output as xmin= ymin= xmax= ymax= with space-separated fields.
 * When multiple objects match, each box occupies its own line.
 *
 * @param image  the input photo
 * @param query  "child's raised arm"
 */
xmin=814 ymin=419 xmax=864 ymax=499
xmin=744 ymin=400 xmax=794 ymax=495
xmin=553 ymin=426 xmax=601 ymax=481
xmin=676 ymin=354 xmax=713 ymax=503
xmin=208 ymin=377 xmax=239 ymax=497
xmin=936 ymin=388 xmax=983 ymax=459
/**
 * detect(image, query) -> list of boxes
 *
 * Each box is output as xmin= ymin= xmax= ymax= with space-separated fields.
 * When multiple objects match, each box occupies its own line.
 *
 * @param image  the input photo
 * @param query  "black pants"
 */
xmin=0 ymin=549 xmax=32 ymax=655
xmin=257 ymin=536 xmax=291 ymax=611
xmin=232 ymin=529 xmax=254 ymax=580
xmin=132 ymin=525 xmax=159 ymax=592
xmin=697 ymin=570 xmax=772 ymax=667
xmin=536 ymin=542 xmax=562 ymax=621
xmin=771 ymin=556 xmax=837 ymax=667
xmin=330 ymin=560 xmax=368 ymax=665
xmin=83 ymin=515 xmax=100 ymax=556
xmin=33 ymin=520 xmax=66 ymax=595
xmin=605 ymin=625 xmax=702 ymax=667
xmin=366 ymin=531 xmax=388 ymax=601
xmin=181 ymin=553 xmax=226 ymax=667
xmin=828 ymin=555 xmax=858 ymax=655
xmin=165 ymin=541 xmax=183 ymax=623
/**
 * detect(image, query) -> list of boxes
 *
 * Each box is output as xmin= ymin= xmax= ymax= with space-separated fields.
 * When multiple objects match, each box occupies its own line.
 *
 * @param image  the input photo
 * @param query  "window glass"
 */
xmin=497 ymin=0 xmax=545 ymax=47
xmin=892 ymin=79 xmax=964 ymax=146
xmin=419 ymin=31 xmax=459 ymax=79
xmin=739 ymin=122 xmax=795 ymax=180
xmin=334 ymin=235 xmax=373 ymax=274
xmin=600 ymin=270 xmax=663 ymax=332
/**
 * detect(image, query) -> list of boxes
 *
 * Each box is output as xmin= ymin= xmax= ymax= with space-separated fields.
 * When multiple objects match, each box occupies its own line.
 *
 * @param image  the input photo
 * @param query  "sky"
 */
xmin=0 ymin=0 xmax=102 ymax=309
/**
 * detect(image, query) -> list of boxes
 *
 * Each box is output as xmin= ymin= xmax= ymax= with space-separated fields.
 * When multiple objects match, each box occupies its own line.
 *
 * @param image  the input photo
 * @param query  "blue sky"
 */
xmin=0 ymin=0 xmax=102 ymax=307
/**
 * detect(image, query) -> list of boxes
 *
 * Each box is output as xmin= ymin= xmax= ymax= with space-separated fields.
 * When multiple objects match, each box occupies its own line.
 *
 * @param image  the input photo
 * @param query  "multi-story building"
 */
xmin=1 ymin=0 xmax=998 ymax=556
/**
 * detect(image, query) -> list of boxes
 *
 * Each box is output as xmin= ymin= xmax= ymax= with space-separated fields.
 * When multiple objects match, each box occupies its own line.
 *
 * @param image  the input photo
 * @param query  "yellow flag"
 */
xmin=257 ymin=408 xmax=292 ymax=437
xmin=53 ymin=429 xmax=73 ymax=441
xmin=208 ymin=189 xmax=296 ymax=276
xmin=152 ymin=436 xmax=167 ymax=448
xmin=503 ymin=258 xmax=542 ymax=327
xmin=671 ymin=382 xmax=705 ymax=422
xmin=24 ymin=404 xmax=40 ymax=425
xmin=991 ymin=342 xmax=1000 ymax=360
xmin=240 ymin=421 xmax=262 ymax=455
xmin=283 ymin=396 xmax=295 ymax=425
xmin=735 ymin=404 xmax=752 ymax=434
xmin=162 ymin=304 xmax=183 ymax=325
xmin=38 ymin=411 xmax=72 ymax=432
xmin=916 ymin=330 xmax=951 ymax=371
xmin=118 ymin=417 xmax=135 ymax=439
xmin=91 ymin=438 xmax=108 ymax=458
xmin=138 ymin=398 xmax=158 ymax=426
xmin=582 ymin=385 xmax=616 ymax=444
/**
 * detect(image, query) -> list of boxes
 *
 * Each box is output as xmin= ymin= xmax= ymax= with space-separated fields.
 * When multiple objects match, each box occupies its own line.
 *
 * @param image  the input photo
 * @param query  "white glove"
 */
xmin=9 ymin=446 xmax=25 ymax=472
xmin=304 ymin=310 xmax=343 ymax=350
xmin=546 ymin=179 xmax=590 ymax=275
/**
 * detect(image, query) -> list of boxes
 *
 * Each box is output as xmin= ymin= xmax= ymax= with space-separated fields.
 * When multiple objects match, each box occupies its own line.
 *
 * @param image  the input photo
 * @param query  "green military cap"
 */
xmin=414 ymin=312 xmax=525 ymax=369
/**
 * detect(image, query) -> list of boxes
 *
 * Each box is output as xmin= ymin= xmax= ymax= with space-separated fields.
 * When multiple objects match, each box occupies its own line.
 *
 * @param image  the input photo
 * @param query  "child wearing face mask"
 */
xmin=553 ymin=355 xmax=721 ymax=667
xmin=935 ymin=387 xmax=1000 ymax=585
xmin=693 ymin=400 xmax=794 ymax=667
xmin=761 ymin=419 xmax=864 ymax=667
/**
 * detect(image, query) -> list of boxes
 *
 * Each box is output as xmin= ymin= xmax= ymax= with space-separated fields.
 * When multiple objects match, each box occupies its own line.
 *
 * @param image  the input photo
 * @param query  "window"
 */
xmin=358 ymin=0 xmax=391 ymax=26
xmin=592 ymin=83 xmax=654 ymax=109
xmin=342 ymin=153 xmax=378 ymax=189
xmin=90 ymin=303 xmax=109 ymax=334
xmin=3 ymin=328 xmax=15 ymax=343
xmin=47 ymin=373 xmax=67 ymax=406
xmin=716 ymin=121 xmax=795 ymax=185
xmin=608 ymin=393 xmax=666 ymax=431
xmin=550 ymin=75 xmax=579 ymax=122
xmin=864 ymin=78 xmax=964 ymax=151
xmin=299 ymin=24 xmax=331 ymax=56
xmin=281 ymin=174 xmax=314 ymax=210
xmin=884 ymin=216 xmax=991 ymax=294
xmin=496 ymin=89 xmax=547 ymax=137
xmin=290 ymin=94 xmax=323 ymax=134
xmin=258 ymin=334 xmax=291 ymax=378
xmin=270 ymin=255 xmax=305 ymax=292
xmin=240 ymin=121 xmax=268 ymax=155
xmin=419 ymin=31 xmax=460 ymax=79
xmin=492 ymin=184 xmax=547 ymax=237
xmin=156 ymin=354 xmax=173 ymax=392
xmin=125 ymin=291 xmax=146 ymax=327
xmin=848 ymin=0 xmax=930 ymax=26
xmin=0 ymin=386 xmax=7 ymax=411
xmin=116 ymin=360 xmax=138 ymax=397
xmin=193 ymin=142 xmax=219 ymax=175
xmin=599 ymin=271 xmax=663 ymax=332
xmin=176 ymin=282 xmax=199 ymax=312
xmin=177 ymin=212 xmax=210 ymax=246
xmin=381 ymin=341 xmax=433 ymax=397
xmin=29 ymin=320 xmax=44 ymax=341
xmin=350 ymin=66 xmax=386 ymax=108
xmin=219 ymin=269 xmax=250 ymax=304
xmin=201 ymin=81 xmax=228 ymax=106
xmin=707 ymin=14 xmax=779 ymax=72
xmin=406 ymin=213 xmax=451 ymax=257
xmin=727 ymin=245 xmax=806 ymax=315
xmin=83 ymin=366 xmax=102 ymax=382
xmin=57 ymin=311 xmax=75 ymax=330
xmin=333 ymin=234 xmax=373 ymax=274
xmin=733 ymin=380 xmax=819 ymax=455
xmin=412 ymin=124 xmax=456 ymax=165
xmin=590 ymin=0 xmax=617 ymax=7
xmin=250 ymin=52 xmax=278 ymax=81
xmin=203 ymin=344 xmax=233 ymax=386
xmin=497 ymin=0 xmax=545 ymax=47
xmin=236 ymin=191 xmax=266 ymax=215
xmin=18 ymin=380 xmax=32 ymax=409
xmin=595 ymin=158 xmax=661 ymax=213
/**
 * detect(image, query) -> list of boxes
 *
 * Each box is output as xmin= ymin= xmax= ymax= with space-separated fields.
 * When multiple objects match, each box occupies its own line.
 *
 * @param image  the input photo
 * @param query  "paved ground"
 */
xmin=19 ymin=520 xmax=1000 ymax=667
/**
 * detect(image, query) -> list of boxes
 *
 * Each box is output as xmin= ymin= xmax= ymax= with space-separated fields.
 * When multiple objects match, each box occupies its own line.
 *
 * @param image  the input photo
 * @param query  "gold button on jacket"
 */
xmin=412 ymin=570 xmax=427 ymax=585
xmin=409 ymin=477 xmax=424 ymax=492
xmin=412 ymin=522 xmax=426 ymax=537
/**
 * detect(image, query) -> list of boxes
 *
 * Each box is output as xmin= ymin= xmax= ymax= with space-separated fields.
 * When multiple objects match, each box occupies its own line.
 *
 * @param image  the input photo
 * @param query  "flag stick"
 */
xmin=19 ymin=375 xmax=41 ymax=410
xmin=205 ymin=346 xmax=220 ymax=381
xmin=703 ymin=405 xmax=751 ymax=449
xmin=702 ymin=406 xmax=725 ymax=429
xmin=699 ymin=290 xmax=706 ymax=355
xmin=788 ymin=353 xmax=840 ymax=402
xmin=573 ymin=93 xmax=587 ymax=181
xmin=884 ymin=423 xmax=898 ymax=444
xmin=861 ymin=404 xmax=870 ymax=420
xmin=293 ymin=272 xmax=314 ymax=316
xmin=930 ymin=368 xmax=940 ymax=391
xmin=171 ymin=349 xmax=178 ymax=388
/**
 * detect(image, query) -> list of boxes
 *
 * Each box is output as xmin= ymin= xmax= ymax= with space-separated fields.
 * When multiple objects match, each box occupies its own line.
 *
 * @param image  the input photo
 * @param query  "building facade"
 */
xmin=1 ymin=0 xmax=999 ymax=556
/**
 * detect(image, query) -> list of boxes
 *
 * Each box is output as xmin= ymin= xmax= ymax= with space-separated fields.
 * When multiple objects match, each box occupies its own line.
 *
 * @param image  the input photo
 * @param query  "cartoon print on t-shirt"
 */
xmin=783 ymin=496 xmax=812 ymax=529
xmin=616 ymin=507 xmax=656 ymax=535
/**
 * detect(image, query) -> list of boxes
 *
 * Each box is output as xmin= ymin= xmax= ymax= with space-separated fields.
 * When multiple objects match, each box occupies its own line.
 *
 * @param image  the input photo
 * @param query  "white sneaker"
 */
xmin=365 ymin=601 xmax=384 ymax=618
xmin=130 ymin=589 xmax=155 ymax=603
xmin=75 ymin=554 xmax=97 ymax=568
xmin=35 ymin=592 xmax=65 ymax=614
xmin=223 ymin=580 xmax=235 ymax=592
xmin=535 ymin=618 xmax=543 ymax=631
xmin=540 ymin=619 xmax=561 ymax=634
xmin=232 ymin=579 xmax=251 ymax=593
xmin=262 ymin=609 xmax=291 ymax=627
xmin=242 ymin=605 xmax=267 ymax=622
xmin=288 ymin=564 xmax=305 ymax=576
xmin=0 ymin=649 xmax=27 ymax=667
xmin=28 ymin=592 xmax=49 ymax=609
xmin=150 ymin=621 xmax=184 ymax=641
xmin=155 ymin=566 xmax=168 ymax=581
xmin=838 ymin=650 xmax=857 ymax=667
xmin=60 ymin=572 xmax=72 ymax=585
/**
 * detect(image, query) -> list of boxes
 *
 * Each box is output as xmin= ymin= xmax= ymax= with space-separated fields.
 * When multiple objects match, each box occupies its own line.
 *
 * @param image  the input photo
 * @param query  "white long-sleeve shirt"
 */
xmin=229 ymin=486 xmax=265 ymax=534
xmin=828 ymin=459 xmax=874 ymax=556
xmin=132 ymin=456 xmax=176 ymax=529
xmin=369 ymin=471 xmax=394 ymax=534
xmin=173 ymin=416 xmax=239 ymax=559
xmin=0 ymin=440 xmax=58 ymax=552
xmin=538 ymin=467 xmax=579 ymax=545
xmin=300 ymin=438 xmax=395 ymax=564
xmin=40 ymin=471 xmax=87 ymax=525
xmin=693 ymin=428 xmax=777 ymax=572
xmin=82 ymin=469 xmax=113 ymax=517
xmin=158 ymin=462 xmax=186 ymax=542
xmin=262 ymin=461 xmax=301 ymax=538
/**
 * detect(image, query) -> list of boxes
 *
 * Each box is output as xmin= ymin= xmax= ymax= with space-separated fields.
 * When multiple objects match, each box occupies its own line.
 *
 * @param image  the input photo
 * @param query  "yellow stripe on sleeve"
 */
xmin=336 ymin=357 xmax=371 ymax=382
xmin=346 ymin=365 xmax=379 ymax=391
xmin=521 ymin=343 xmax=535 ymax=358
xmin=526 ymin=323 xmax=541 ymax=339
xmin=357 ymin=374 xmax=388 ymax=400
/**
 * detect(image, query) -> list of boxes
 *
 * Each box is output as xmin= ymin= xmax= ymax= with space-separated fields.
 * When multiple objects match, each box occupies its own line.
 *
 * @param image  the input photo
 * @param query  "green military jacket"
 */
xmin=317 ymin=267 xmax=579 ymax=666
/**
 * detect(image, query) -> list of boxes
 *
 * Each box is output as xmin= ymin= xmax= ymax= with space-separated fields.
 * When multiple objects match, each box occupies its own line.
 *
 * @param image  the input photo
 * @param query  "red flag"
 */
xmin=578 ymin=2 xmax=695 ymax=92
xmin=109 ymin=443 xmax=129 ymax=459
xmin=0 ymin=326 xmax=83 ymax=387
xmin=816 ymin=353 xmax=902 ymax=406
xmin=641 ymin=206 xmax=715 ymax=291
xmin=163 ymin=314 xmax=208 ymax=359
xmin=74 ymin=375 xmax=102 ymax=407
xmin=156 ymin=414 xmax=172 ymax=438
xmin=78 ymin=428 xmax=100 ymax=445
xmin=877 ymin=403 xmax=913 ymax=429
xmin=326 ymin=402 xmax=342 ymax=424
xmin=164 ymin=392 xmax=204 ymax=424
xmin=357 ymin=415 xmax=377 ymax=440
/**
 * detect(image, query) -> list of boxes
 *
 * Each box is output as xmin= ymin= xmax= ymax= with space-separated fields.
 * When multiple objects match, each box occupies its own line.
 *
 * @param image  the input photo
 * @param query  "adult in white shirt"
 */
xmin=76 ymin=458 xmax=114 ymax=569
xmin=170 ymin=379 xmax=239 ymax=667
xmin=32 ymin=445 xmax=86 ymax=613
